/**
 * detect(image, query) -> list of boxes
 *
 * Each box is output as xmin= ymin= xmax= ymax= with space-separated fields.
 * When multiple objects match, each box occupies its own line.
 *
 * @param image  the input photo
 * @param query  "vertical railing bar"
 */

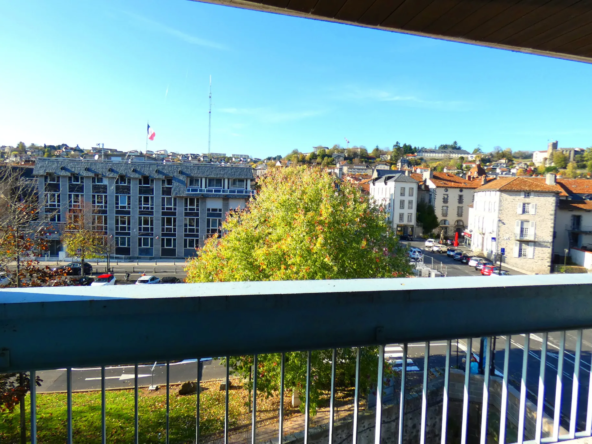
xmin=196 ymin=358 xmax=200 ymax=444
xmin=420 ymin=342 xmax=430 ymax=444
xmin=500 ymin=336 xmax=511 ymax=444
xmin=375 ymin=345 xmax=385 ymax=444
xmin=134 ymin=364 xmax=139 ymax=444
xmin=587 ymin=330 xmax=592 ymax=436
xmin=278 ymin=352 xmax=285 ymax=444
xmin=461 ymin=337 xmax=473 ymax=444
xmin=101 ymin=365 xmax=106 ymax=444
xmin=353 ymin=346 xmax=361 ymax=444
xmin=252 ymin=354 xmax=258 ymax=444
xmin=305 ymin=350 xmax=311 ymax=444
xmin=518 ymin=334 xmax=531 ymax=444
xmin=441 ymin=340 xmax=451 ymax=444
xmin=398 ymin=343 xmax=408 ymax=444
xmin=480 ymin=337 xmax=492 ymax=444
xmin=553 ymin=332 xmax=566 ymax=441
xmin=30 ymin=370 xmax=37 ymax=444
xmin=225 ymin=356 xmax=229 ymax=444
xmin=166 ymin=361 xmax=170 ymax=444
xmin=570 ymin=329 xmax=583 ymax=438
xmin=67 ymin=368 xmax=73 ymax=444
xmin=329 ymin=348 xmax=336 ymax=444
xmin=535 ymin=332 xmax=548 ymax=443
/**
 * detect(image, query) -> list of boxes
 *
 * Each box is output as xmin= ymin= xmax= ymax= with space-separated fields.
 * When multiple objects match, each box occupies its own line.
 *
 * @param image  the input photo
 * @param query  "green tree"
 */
xmin=371 ymin=147 xmax=382 ymax=158
xmin=566 ymin=162 xmax=578 ymax=178
xmin=185 ymin=167 xmax=409 ymax=412
xmin=416 ymin=201 xmax=439 ymax=234
xmin=537 ymin=164 xmax=547 ymax=175
xmin=15 ymin=142 xmax=26 ymax=153
xmin=472 ymin=147 xmax=483 ymax=155
xmin=553 ymin=151 xmax=568 ymax=169
xmin=587 ymin=160 xmax=592 ymax=174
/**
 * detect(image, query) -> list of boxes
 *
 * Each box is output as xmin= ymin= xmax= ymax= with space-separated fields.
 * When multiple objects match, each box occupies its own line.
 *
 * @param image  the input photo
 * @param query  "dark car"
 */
xmin=446 ymin=248 xmax=458 ymax=257
xmin=453 ymin=251 xmax=463 ymax=261
xmin=460 ymin=254 xmax=471 ymax=264
xmin=161 ymin=276 xmax=182 ymax=284
xmin=399 ymin=234 xmax=413 ymax=241
xmin=53 ymin=262 xmax=93 ymax=276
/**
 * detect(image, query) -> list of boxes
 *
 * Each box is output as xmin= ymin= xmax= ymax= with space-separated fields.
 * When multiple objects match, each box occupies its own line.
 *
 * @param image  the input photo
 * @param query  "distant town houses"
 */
xmin=416 ymin=148 xmax=471 ymax=159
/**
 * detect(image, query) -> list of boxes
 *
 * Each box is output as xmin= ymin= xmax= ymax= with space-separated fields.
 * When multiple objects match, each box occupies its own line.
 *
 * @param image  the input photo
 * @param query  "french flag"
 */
xmin=147 ymin=124 xmax=156 ymax=141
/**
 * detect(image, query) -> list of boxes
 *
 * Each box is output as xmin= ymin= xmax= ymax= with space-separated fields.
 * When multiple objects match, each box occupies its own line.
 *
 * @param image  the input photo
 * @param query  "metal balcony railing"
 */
xmin=3 ymin=276 xmax=592 ymax=443
xmin=186 ymin=187 xmax=256 ymax=196
xmin=517 ymin=229 xmax=536 ymax=241
xmin=566 ymin=224 xmax=592 ymax=233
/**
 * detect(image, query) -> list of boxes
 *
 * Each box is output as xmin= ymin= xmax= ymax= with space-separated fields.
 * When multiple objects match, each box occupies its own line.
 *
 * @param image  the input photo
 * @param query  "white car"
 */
xmin=409 ymin=250 xmax=423 ymax=261
xmin=136 ymin=275 xmax=161 ymax=285
xmin=424 ymin=239 xmax=435 ymax=248
xmin=91 ymin=274 xmax=116 ymax=286
xmin=468 ymin=257 xmax=481 ymax=267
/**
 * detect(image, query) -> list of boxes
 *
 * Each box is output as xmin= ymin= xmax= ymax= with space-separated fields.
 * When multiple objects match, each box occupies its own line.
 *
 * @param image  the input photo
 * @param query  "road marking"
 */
xmin=73 ymin=359 xmax=199 ymax=371
xmin=85 ymin=374 xmax=151 ymax=381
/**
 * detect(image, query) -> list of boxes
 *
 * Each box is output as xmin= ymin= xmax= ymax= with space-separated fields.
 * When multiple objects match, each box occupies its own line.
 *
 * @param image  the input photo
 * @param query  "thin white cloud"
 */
xmin=220 ymin=107 xmax=325 ymax=123
xmin=339 ymin=86 xmax=472 ymax=111
xmin=122 ymin=11 xmax=228 ymax=51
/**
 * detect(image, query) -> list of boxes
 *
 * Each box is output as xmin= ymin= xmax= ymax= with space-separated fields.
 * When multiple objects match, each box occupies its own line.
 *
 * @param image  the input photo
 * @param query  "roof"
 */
xmin=429 ymin=172 xmax=483 ymax=189
xmin=556 ymin=179 xmax=592 ymax=197
xmin=374 ymin=169 xmax=402 ymax=178
xmin=372 ymin=173 xmax=419 ymax=185
xmin=559 ymin=201 xmax=592 ymax=211
xmin=476 ymin=177 xmax=562 ymax=193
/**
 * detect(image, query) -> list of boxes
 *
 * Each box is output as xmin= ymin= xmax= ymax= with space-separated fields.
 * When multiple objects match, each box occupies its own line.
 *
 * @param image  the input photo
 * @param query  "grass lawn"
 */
xmin=0 ymin=378 xmax=285 ymax=444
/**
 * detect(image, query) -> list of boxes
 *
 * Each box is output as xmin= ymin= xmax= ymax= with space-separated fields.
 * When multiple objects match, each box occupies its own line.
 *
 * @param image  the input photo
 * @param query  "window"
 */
xmin=458 ymin=195 xmax=464 ymax=204
xmin=46 ymin=193 xmax=60 ymax=208
xmin=457 ymin=206 xmax=463 ymax=217
xmin=518 ymin=242 xmax=528 ymax=258
xmin=115 ymin=216 xmax=130 ymax=232
xmin=440 ymin=219 xmax=449 ymax=226
xmin=443 ymin=194 xmax=449 ymax=204
xmin=188 ymin=178 xmax=201 ymax=187
xmin=116 ymin=195 xmax=129 ymax=210
xmin=92 ymin=176 xmax=105 ymax=184
xmin=184 ymin=238 xmax=198 ymax=249
xmin=69 ymin=194 xmax=83 ymax=208
xmin=206 ymin=209 xmax=222 ymax=235
xmin=93 ymin=215 xmax=107 ymax=232
xmin=162 ymin=238 xmax=176 ymax=249
xmin=48 ymin=213 xmax=61 ymax=223
xmin=138 ymin=216 xmax=154 ymax=233
xmin=207 ymin=178 xmax=223 ymax=188
xmin=398 ymin=213 xmax=404 ymax=223
xmin=184 ymin=217 xmax=199 ymax=234
xmin=162 ymin=217 xmax=176 ymax=233
xmin=400 ymin=187 xmax=405 ymax=196
xmin=66 ymin=212 xmax=82 ymax=229
xmin=93 ymin=194 xmax=107 ymax=209
xmin=407 ymin=213 xmax=412 ymax=223
xmin=230 ymin=179 xmax=245 ymax=189
xmin=444 ymin=188 xmax=448 ymax=192
xmin=409 ymin=187 xmax=414 ymax=197
xmin=408 ymin=200 xmax=413 ymax=210
xmin=116 ymin=176 xmax=129 ymax=185
xmin=400 ymin=200 xmax=405 ymax=209
xmin=523 ymin=192 xmax=531 ymax=198
xmin=69 ymin=175 xmax=81 ymax=184
xmin=139 ymin=237 xmax=153 ymax=248
xmin=140 ymin=176 xmax=152 ymax=186
xmin=185 ymin=198 xmax=199 ymax=212
xmin=518 ymin=202 xmax=536 ymax=215
xmin=522 ymin=203 xmax=530 ymax=214
xmin=162 ymin=197 xmax=176 ymax=211
xmin=47 ymin=174 xmax=59 ymax=183
xmin=139 ymin=196 xmax=154 ymax=211
xmin=442 ymin=206 xmax=448 ymax=217
xmin=115 ymin=236 xmax=130 ymax=247
xmin=164 ymin=177 xmax=173 ymax=187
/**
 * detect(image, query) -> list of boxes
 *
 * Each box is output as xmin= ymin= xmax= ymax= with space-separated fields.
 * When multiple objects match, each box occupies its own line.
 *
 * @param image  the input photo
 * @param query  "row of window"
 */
xmin=48 ymin=174 xmax=247 ymax=189
xmin=442 ymin=194 xmax=464 ymax=204
xmin=46 ymin=194 xmax=203 ymax=212
xmin=399 ymin=200 xmax=414 ymax=210
xmin=398 ymin=213 xmax=413 ymax=223
xmin=442 ymin=206 xmax=463 ymax=217
xmin=116 ymin=237 xmax=183 ymax=249
xmin=399 ymin=187 xmax=414 ymax=197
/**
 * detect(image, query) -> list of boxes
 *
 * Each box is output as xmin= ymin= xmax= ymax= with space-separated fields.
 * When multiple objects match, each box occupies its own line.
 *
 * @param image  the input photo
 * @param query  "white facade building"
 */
xmin=369 ymin=173 xmax=419 ymax=237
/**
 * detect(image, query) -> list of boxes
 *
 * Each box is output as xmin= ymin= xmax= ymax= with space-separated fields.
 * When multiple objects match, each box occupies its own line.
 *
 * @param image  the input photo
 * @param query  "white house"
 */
xmin=369 ymin=173 xmax=419 ymax=237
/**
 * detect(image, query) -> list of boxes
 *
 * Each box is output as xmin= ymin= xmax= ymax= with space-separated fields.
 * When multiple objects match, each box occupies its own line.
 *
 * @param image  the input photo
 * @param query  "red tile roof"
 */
xmin=559 ymin=200 xmax=592 ymax=211
xmin=429 ymin=172 xmax=483 ymax=189
xmin=476 ymin=177 xmax=562 ymax=193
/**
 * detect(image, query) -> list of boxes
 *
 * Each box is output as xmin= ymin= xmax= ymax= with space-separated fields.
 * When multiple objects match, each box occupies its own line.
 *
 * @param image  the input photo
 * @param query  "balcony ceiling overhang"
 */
xmin=194 ymin=0 xmax=592 ymax=64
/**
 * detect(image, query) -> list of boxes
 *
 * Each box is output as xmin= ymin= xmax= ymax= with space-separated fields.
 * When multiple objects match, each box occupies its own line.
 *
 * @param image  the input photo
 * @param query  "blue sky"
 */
xmin=1 ymin=0 xmax=592 ymax=158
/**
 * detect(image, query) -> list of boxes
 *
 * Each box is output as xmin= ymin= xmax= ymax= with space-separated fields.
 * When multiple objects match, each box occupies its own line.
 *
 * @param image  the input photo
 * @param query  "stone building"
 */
xmin=532 ymin=140 xmax=584 ymax=166
xmin=34 ymin=158 xmax=254 ymax=259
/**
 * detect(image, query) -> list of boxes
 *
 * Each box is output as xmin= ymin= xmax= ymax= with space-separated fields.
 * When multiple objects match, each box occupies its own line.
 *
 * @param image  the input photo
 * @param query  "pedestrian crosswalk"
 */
xmin=385 ymin=345 xmax=420 ymax=372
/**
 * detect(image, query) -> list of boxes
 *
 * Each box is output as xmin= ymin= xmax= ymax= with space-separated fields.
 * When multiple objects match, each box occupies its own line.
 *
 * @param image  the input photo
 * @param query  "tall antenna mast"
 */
xmin=208 ymin=75 xmax=212 ymax=155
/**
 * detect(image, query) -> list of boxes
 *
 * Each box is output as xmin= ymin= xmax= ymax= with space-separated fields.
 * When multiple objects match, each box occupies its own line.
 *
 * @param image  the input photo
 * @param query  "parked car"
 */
xmin=468 ymin=257 xmax=482 ymax=267
xmin=481 ymin=264 xmax=496 ymax=276
xmin=446 ymin=248 xmax=458 ymax=257
xmin=409 ymin=250 xmax=423 ymax=261
xmin=68 ymin=276 xmax=94 ymax=286
xmin=399 ymin=234 xmax=412 ymax=241
xmin=161 ymin=276 xmax=182 ymax=284
xmin=460 ymin=254 xmax=471 ymax=264
xmin=53 ymin=262 xmax=93 ymax=276
xmin=424 ymin=239 xmax=435 ymax=248
xmin=453 ymin=251 xmax=463 ymax=261
xmin=475 ymin=259 xmax=493 ymax=270
xmin=91 ymin=274 xmax=116 ymax=286
xmin=432 ymin=244 xmax=447 ymax=253
xmin=136 ymin=275 xmax=161 ymax=285
xmin=491 ymin=268 xmax=510 ymax=276
xmin=0 ymin=273 xmax=10 ymax=288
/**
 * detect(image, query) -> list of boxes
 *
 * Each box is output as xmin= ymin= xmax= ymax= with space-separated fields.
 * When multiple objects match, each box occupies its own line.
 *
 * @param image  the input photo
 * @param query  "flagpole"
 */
xmin=146 ymin=121 xmax=149 ymax=153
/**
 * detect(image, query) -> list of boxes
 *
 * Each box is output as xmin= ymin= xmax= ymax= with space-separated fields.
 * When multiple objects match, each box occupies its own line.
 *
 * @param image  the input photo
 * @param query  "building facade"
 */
xmin=416 ymin=149 xmax=470 ymax=159
xmin=34 ymin=158 xmax=254 ymax=259
xmin=369 ymin=173 xmax=419 ymax=237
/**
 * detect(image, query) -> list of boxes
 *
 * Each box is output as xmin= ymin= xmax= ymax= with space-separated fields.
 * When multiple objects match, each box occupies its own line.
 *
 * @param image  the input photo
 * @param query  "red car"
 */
xmin=481 ymin=265 xmax=496 ymax=276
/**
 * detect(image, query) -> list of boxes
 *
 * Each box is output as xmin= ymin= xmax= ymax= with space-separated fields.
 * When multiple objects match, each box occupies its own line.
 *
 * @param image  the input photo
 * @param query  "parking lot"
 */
xmin=402 ymin=239 xmax=524 ymax=277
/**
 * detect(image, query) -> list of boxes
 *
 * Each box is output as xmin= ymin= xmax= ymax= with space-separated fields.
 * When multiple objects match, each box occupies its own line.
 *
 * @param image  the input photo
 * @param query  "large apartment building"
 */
xmin=34 ymin=158 xmax=255 ymax=259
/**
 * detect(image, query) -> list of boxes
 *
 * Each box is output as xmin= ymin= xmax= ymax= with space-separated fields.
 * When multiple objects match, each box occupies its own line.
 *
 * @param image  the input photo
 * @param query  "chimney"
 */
xmin=481 ymin=175 xmax=486 ymax=186
xmin=422 ymin=169 xmax=433 ymax=181
xmin=405 ymin=170 xmax=410 ymax=177
xmin=546 ymin=173 xmax=556 ymax=186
